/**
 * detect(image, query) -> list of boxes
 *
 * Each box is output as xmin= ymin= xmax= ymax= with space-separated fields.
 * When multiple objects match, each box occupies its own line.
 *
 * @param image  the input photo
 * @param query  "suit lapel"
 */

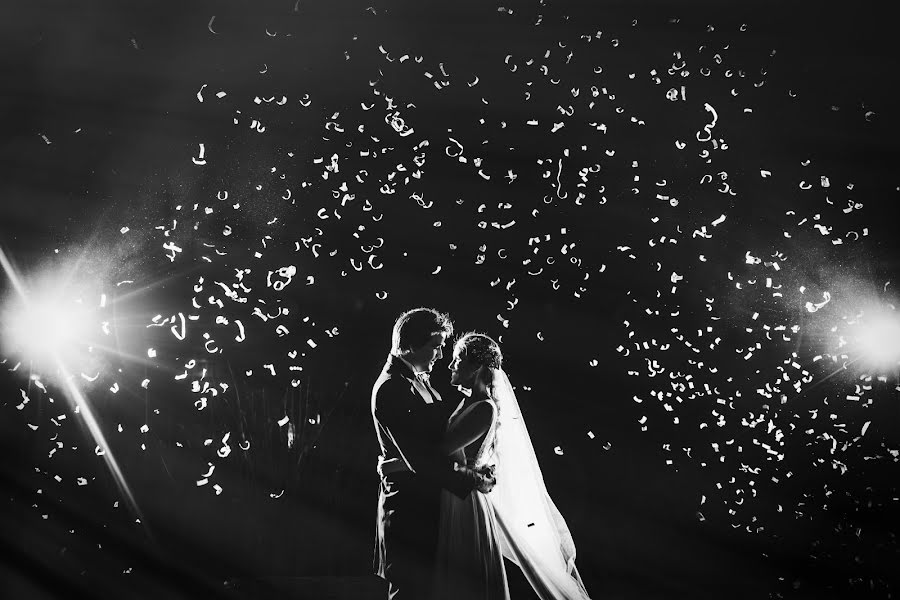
xmin=425 ymin=380 xmax=442 ymax=403
xmin=412 ymin=378 xmax=436 ymax=404
xmin=387 ymin=354 xmax=440 ymax=405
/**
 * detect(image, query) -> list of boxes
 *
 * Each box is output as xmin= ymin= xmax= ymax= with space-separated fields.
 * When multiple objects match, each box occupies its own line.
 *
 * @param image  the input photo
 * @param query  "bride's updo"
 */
xmin=455 ymin=332 xmax=502 ymax=395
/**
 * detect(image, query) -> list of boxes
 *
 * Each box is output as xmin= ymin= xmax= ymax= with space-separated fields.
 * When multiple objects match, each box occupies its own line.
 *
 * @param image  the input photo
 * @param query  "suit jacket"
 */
xmin=371 ymin=354 xmax=472 ymax=499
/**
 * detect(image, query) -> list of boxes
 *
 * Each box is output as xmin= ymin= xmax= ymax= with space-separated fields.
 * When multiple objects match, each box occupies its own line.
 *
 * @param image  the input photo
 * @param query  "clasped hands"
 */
xmin=454 ymin=462 xmax=497 ymax=494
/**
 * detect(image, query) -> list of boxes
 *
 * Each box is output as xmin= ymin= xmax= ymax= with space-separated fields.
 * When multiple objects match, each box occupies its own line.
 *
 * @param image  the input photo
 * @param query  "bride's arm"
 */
xmin=439 ymin=401 xmax=495 ymax=455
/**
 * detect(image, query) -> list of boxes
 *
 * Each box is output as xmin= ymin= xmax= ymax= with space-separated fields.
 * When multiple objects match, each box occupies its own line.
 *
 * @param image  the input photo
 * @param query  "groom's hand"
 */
xmin=454 ymin=463 xmax=496 ymax=494
xmin=474 ymin=464 xmax=496 ymax=494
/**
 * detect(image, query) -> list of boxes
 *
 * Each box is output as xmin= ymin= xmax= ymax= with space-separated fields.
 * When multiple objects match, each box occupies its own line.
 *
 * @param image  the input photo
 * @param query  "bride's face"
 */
xmin=449 ymin=348 xmax=479 ymax=388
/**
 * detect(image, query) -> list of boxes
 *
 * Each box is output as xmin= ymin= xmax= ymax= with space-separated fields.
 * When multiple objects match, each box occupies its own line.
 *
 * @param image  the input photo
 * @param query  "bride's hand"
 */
xmin=454 ymin=462 xmax=497 ymax=494
xmin=473 ymin=464 xmax=496 ymax=494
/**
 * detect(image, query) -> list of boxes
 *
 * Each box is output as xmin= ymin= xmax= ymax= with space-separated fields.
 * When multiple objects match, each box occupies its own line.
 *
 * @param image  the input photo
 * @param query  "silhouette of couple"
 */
xmin=372 ymin=308 xmax=591 ymax=600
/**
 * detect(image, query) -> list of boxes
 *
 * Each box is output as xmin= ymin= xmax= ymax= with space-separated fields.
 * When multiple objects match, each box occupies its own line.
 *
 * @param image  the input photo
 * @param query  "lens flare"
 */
xmin=0 ymin=250 xmax=105 ymax=373
xmin=851 ymin=306 xmax=900 ymax=372
xmin=0 ymin=247 xmax=145 ymax=527
xmin=4 ymin=295 xmax=93 ymax=364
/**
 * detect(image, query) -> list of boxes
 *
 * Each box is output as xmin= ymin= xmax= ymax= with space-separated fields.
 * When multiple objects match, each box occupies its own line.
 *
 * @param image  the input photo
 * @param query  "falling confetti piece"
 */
xmin=192 ymin=144 xmax=207 ymax=166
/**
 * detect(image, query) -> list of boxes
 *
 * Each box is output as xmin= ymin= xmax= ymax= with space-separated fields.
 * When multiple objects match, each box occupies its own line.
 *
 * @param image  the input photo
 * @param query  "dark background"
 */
xmin=1 ymin=1 xmax=899 ymax=598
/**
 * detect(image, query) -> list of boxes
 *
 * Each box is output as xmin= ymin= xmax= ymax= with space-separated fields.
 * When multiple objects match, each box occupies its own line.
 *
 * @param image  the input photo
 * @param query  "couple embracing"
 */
xmin=372 ymin=308 xmax=591 ymax=600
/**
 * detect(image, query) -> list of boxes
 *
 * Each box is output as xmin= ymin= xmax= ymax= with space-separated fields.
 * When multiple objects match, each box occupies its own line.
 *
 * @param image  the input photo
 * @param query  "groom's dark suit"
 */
xmin=372 ymin=354 xmax=474 ymax=599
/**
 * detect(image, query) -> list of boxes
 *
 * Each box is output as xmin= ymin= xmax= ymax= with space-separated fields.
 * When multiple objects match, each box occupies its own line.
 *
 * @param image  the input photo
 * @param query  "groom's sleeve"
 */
xmin=375 ymin=378 xmax=474 ymax=499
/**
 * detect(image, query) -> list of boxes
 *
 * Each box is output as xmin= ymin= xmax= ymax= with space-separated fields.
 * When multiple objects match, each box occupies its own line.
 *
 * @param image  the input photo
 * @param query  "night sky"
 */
xmin=1 ymin=1 xmax=899 ymax=599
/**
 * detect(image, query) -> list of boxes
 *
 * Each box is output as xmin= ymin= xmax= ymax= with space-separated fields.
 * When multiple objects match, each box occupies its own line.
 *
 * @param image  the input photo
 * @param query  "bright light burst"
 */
xmin=4 ymin=294 xmax=93 ymax=365
xmin=0 ymin=247 xmax=144 ymax=526
xmin=0 ymin=250 xmax=103 ymax=372
xmin=847 ymin=304 xmax=900 ymax=372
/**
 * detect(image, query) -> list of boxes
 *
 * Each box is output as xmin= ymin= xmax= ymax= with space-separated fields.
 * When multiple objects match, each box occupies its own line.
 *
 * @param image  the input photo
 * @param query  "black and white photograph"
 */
xmin=1 ymin=1 xmax=898 ymax=598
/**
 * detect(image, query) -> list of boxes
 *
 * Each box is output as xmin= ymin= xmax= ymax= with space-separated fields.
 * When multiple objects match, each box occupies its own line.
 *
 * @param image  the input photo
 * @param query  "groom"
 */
xmin=372 ymin=307 xmax=495 ymax=599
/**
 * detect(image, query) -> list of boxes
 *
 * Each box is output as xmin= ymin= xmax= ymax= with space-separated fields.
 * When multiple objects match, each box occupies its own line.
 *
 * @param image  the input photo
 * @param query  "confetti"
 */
xmin=0 ymin=12 xmax=894 ymax=596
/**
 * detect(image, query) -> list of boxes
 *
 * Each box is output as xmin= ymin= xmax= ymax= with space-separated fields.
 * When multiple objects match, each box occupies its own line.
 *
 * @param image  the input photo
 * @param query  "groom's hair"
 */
xmin=391 ymin=307 xmax=453 ymax=355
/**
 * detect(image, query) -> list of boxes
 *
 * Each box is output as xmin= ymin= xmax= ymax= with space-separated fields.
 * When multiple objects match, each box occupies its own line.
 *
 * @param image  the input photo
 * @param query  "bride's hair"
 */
xmin=457 ymin=333 xmax=506 ymax=464
xmin=455 ymin=332 xmax=502 ymax=395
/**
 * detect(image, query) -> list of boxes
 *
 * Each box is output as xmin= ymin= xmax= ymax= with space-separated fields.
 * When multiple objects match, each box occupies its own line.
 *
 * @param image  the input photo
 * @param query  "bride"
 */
xmin=433 ymin=332 xmax=592 ymax=600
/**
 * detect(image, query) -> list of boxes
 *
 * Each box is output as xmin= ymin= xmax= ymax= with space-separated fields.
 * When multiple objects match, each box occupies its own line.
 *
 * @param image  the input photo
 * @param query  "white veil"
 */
xmin=488 ymin=368 xmax=592 ymax=600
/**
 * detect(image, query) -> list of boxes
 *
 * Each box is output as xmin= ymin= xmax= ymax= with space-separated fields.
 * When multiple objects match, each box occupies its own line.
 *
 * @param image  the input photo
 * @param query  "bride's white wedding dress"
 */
xmin=433 ymin=370 xmax=592 ymax=600
xmin=434 ymin=397 xmax=509 ymax=599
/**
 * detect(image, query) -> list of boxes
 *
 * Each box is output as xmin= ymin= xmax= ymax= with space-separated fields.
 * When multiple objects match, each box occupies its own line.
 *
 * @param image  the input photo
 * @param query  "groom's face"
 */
xmin=405 ymin=333 xmax=447 ymax=373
